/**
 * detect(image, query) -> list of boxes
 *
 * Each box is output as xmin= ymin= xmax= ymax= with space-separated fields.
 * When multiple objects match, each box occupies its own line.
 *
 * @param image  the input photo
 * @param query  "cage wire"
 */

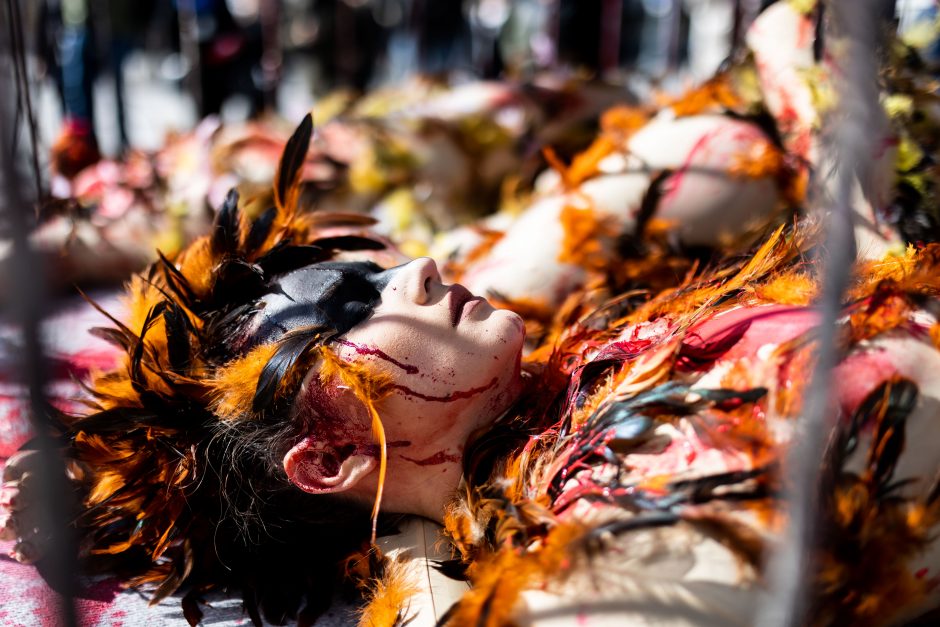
xmin=1 ymin=0 xmax=79 ymax=625
xmin=758 ymin=1 xmax=892 ymax=625
xmin=0 ymin=0 xmax=918 ymax=625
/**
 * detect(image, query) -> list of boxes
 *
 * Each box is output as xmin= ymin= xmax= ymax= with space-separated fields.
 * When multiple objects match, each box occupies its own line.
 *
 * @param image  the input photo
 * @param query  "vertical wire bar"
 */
xmin=730 ymin=0 xmax=762 ymax=58
xmin=599 ymin=0 xmax=623 ymax=74
xmin=667 ymin=0 xmax=683 ymax=76
xmin=730 ymin=0 xmax=745 ymax=56
xmin=548 ymin=0 xmax=561 ymax=72
xmin=1 ymin=4 xmax=79 ymax=626
xmin=259 ymin=0 xmax=281 ymax=111
xmin=5 ymin=0 xmax=42 ymax=202
xmin=757 ymin=1 xmax=885 ymax=625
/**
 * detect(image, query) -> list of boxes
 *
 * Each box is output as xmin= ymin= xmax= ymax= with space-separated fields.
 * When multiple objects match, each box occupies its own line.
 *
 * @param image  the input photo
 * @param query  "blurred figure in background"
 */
xmin=105 ymin=0 xmax=156 ymax=150
xmin=413 ymin=0 xmax=471 ymax=75
xmin=48 ymin=0 xmax=99 ymax=178
xmin=185 ymin=0 xmax=265 ymax=117
xmin=42 ymin=0 xmax=153 ymax=175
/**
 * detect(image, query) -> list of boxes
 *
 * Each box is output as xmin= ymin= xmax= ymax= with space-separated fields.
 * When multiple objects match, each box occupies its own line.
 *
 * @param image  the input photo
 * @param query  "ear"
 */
xmin=283 ymin=437 xmax=376 ymax=494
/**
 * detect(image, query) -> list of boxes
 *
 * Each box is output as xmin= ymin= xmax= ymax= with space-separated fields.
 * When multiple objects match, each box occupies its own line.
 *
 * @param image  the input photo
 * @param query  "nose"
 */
xmin=408 ymin=257 xmax=442 ymax=305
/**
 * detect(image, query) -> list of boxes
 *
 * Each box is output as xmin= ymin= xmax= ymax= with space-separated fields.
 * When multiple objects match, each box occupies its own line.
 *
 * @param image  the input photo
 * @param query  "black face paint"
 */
xmin=247 ymin=261 xmax=401 ymax=348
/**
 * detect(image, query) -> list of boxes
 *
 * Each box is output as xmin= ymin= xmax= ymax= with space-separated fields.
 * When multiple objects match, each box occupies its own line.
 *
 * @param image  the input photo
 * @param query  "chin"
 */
xmin=492 ymin=309 xmax=526 ymax=355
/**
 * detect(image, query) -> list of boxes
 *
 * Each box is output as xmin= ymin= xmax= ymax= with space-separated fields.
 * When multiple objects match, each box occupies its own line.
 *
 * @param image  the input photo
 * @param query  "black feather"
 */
xmin=158 ymin=251 xmax=198 ymax=308
xmin=245 ymin=206 xmax=277 ymax=254
xmin=211 ymin=188 xmax=241 ymax=258
xmin=311 ymin=235 xmax=387 ymax=252
xmin=130 ymin=302 xmax=168 ymax=390
xmin=635 ymin=169 xmax=673 ymax=237
xmin=151 ymin=540 xmax=194 ymax=604
xmin=252 ymin=326 xmax=330 ymax=413
xmin=88 ymin=326 xmax=135 ymax=351
xmin=307 ymin=212 xmax=378 ymax=228
xmin=607 ymin=415 xmax=655 ymax=451
xmin=72 ymin=406 xmax=189 ymax=434
xmin=276 ymin=113 xmax=313 ymax=212
xmin=77 ymin=288 xmax=136 ymax=338
xmin=868 ymin=378 xmax=918 ymax=488
xmin=581 ymin=511 xmax=680 ymax=548
xmin=255 ymin=244 xmax=328 ymax=278
xmin=202 ymin=301 xmax=263 ymax=359
xmin=431 ymin=559 xmax=470 ymax=582
xmin=669 ymin=467 xmax=772 ymax=503
xmin=163 ymin=303 xmax=192 ymax=374
xmin=212 ymin=259 xmax=267 ymax=304
xmin=434 ymin=601 xmax=459 ymax=627
xmin=693 ymin=386 xmax=767 ymax=409
xmin=181 ymin=590 xmax=204 ymax=627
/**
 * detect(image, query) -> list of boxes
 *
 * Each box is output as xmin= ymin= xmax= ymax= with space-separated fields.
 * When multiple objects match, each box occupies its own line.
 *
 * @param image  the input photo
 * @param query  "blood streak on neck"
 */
xmin=360 ymin=440 xmax=412 ymax=457
xmin=401 ymin=450 xmax=462 ymax=466
xmin=391 ymin=377 xmax=498 ymax=402
xmin=337 ymin=339 xmax=419 ymax=374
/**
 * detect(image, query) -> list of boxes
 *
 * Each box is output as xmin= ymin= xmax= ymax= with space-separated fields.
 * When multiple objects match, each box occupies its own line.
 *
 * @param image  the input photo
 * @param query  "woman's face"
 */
xmin=287 ymin=257 xmax=525 ymax=510
xmin=335 ymin=257 xmax=525 ymax=440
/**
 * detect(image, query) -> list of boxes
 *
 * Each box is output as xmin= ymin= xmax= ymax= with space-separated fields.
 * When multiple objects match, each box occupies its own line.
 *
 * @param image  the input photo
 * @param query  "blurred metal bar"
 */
xmin=813 ymin=3 xmax=826 ymax=62
xmin=1 ymin=4 xmax=79 ymax=626
xmin=730 ymin=0 xmax=762 ymax=57
xmin=667 ymin=0 xmax=683 ymax=75
xmin=600 ymin=0 xmax=623 ymax=73
xmin=5 ymin=0 xmax=42 ymax=201
xmin=260 ymin=0 xmax=281 ymax=110
xmin=757 ymin=1 xmax=886 ymax=625
xmin=548 ymin=0 xmax=561 ymax=71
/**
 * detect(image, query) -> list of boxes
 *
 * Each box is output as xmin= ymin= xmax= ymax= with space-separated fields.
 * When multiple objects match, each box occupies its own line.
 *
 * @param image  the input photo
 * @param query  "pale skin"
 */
xmin=283 ymin=257 xmax=525 ymax=521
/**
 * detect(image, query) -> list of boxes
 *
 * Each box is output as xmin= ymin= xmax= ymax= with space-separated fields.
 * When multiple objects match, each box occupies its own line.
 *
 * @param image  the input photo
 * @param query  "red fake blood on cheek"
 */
xmin=337 ymin=339 xmax=420 ymax=374
xmin=401 ymin=450 xmax=462 ymax=466
xmin=390 ymin=377 xmax=498 ymax=403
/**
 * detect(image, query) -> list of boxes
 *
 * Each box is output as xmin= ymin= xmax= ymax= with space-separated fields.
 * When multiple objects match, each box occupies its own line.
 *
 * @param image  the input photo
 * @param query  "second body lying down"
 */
xmin=7 ymin=198 xmax=939 ymax=627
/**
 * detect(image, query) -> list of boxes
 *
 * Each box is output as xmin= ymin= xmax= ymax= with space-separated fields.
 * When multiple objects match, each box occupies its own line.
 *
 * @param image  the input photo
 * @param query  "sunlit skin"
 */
xmin=284 ymin=258 xmax=525 ymax=521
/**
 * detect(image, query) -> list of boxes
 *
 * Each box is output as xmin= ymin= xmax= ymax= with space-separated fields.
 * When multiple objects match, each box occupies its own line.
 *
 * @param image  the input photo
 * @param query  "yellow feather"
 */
xmin=356 ymin=555 xmax=421 ymax=627
xmin=754 ymin=271 xmax=818 ymax=305
xmin=209 ymin=343 xmax=280 ymax=420
xmin=317 ymin=347 xmax=394 ymax=543
xmin=367 ymin=401 xmax=387 ymax=545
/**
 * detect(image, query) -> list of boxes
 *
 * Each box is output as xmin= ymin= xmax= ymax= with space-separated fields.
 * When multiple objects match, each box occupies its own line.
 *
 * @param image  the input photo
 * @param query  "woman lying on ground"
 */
xmin=4 ymin=161 xmax=940 ymax=626
xmin=6 ymin=5 xmax=940 ymax=623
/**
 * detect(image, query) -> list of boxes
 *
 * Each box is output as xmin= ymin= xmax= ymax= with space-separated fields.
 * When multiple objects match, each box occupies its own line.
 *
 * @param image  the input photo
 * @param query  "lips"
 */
xmin=448 ymin=284 xmax=482 ymax=327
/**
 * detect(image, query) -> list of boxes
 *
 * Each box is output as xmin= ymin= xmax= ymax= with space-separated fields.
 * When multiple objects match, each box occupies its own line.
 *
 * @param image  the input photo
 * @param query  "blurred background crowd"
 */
xmin=0 ymin=1 xmax=936 ymax=288
xmin=11 ymin=0 xmax=778 ymax=163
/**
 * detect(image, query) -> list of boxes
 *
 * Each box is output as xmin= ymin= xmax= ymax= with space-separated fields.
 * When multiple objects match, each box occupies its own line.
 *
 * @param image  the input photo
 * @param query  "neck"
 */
xmin=390 ymin=454 xmax=466 ymax=521
xmin=351 ymin=450 xmax=464 ymax=523
xmin=356 ymin=367 xmax=527 ymax=522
